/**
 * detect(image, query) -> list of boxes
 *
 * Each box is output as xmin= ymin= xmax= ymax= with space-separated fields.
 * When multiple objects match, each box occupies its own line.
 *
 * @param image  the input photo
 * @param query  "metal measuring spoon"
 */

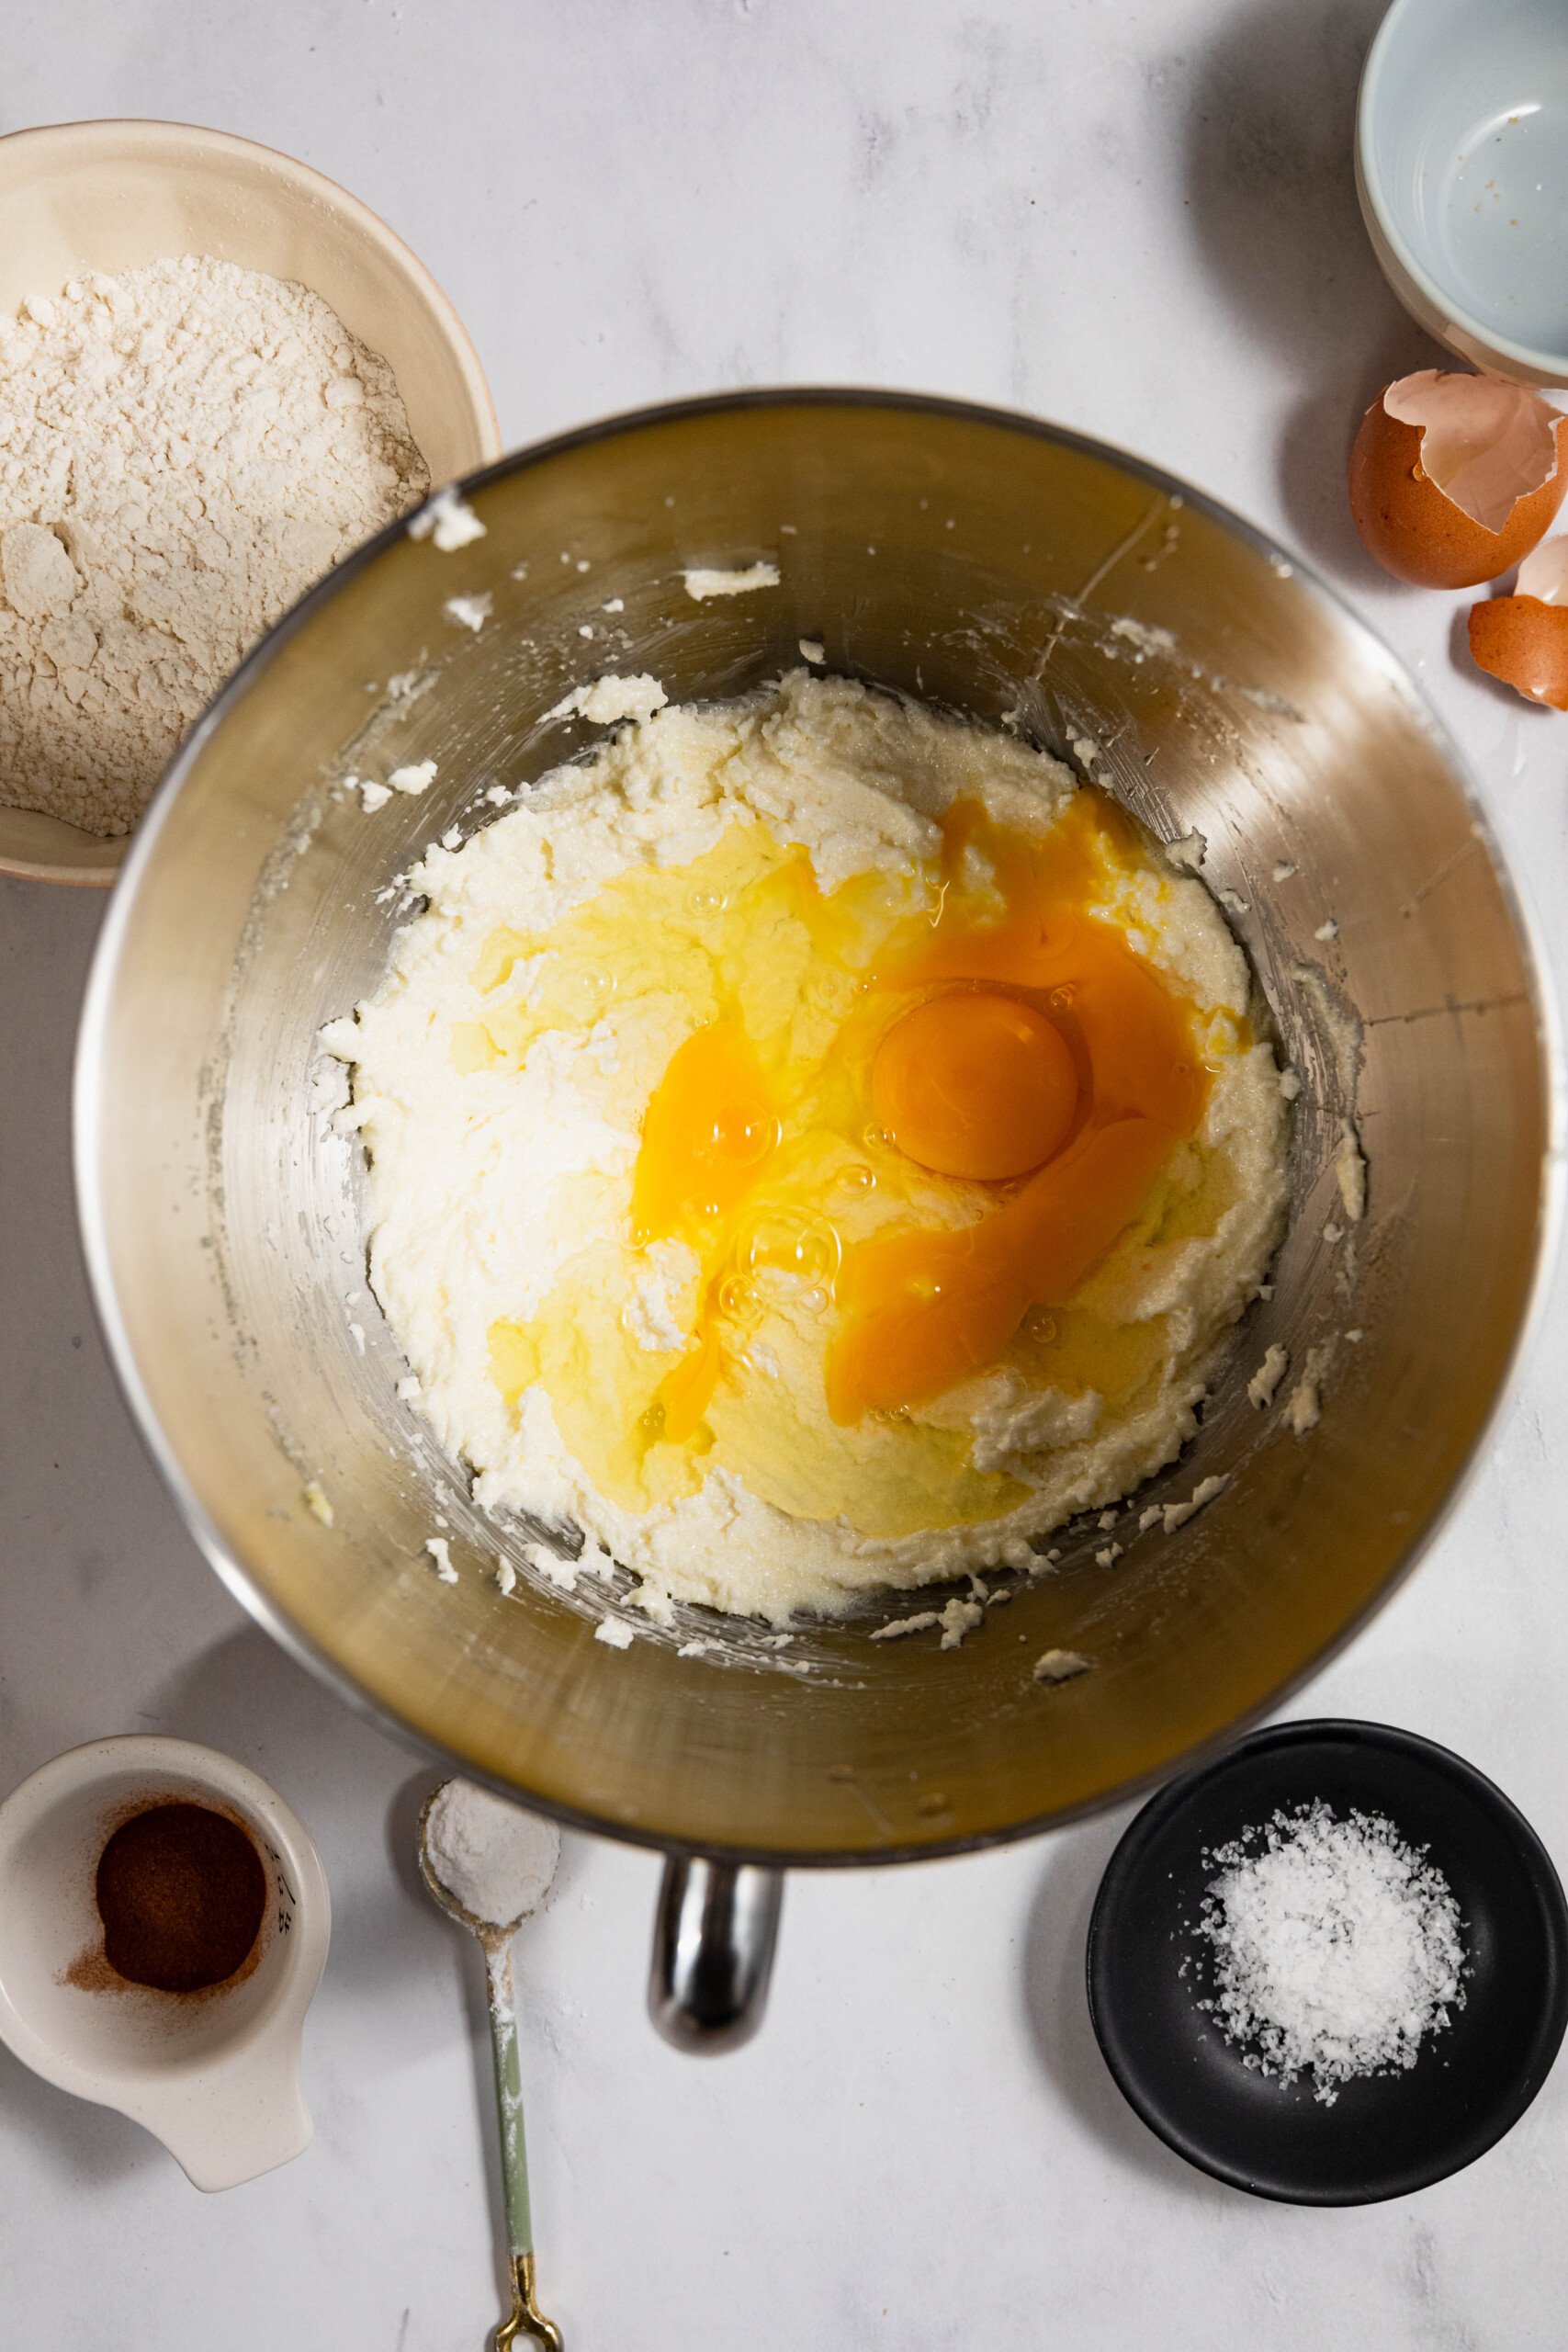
xmin=418 ymin=1781 xmax=564 ymax=2351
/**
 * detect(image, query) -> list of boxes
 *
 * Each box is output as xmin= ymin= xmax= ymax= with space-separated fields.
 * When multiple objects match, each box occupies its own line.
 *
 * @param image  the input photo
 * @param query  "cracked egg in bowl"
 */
xmin=323 ymin=670 xmax=1288 ymax=1625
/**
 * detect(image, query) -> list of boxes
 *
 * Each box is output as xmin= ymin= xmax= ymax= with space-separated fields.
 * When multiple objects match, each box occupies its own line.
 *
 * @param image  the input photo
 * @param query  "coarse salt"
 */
xmin=1192 ymin=1801 xmax=1465 ymax=2104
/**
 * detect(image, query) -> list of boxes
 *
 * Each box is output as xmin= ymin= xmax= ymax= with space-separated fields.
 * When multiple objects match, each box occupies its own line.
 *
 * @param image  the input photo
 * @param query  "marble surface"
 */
xmin=3 ymin=4 xmax=1566 ymax=2346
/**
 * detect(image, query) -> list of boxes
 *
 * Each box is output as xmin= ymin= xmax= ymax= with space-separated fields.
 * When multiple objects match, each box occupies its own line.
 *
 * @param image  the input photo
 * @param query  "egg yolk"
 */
xmin=614 ymin=793 xmax=1210 ymax=1441
xmin=820 ymin=803 xmax=1208 ymax=1420
xmin=479 ymin=786 xmax=1224 ymax=1510
xmin=630 ymin=1020 xmax=785 ymax=1446
xmin=870 ymin=989 xmax=1079 ymax=1181
xmin=631 ymin=1021 xmax=780 ymax=1243
xmin=823 ymin=1114 xmax=1174 ymax=1420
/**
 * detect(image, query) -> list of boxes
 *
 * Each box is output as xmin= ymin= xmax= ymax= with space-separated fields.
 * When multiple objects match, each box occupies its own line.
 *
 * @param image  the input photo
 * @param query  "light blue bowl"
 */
xmin=1358 ymin=0 xmax=1568 ymax=386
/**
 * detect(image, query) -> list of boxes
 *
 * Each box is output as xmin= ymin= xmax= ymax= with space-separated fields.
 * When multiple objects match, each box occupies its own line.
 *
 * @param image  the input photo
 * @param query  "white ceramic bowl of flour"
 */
xmin=0 ymin=118 xmax=502 ymax=886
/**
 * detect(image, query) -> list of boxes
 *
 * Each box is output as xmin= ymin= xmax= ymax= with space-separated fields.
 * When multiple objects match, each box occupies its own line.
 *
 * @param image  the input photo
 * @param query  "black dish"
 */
xmin=1086 ymin=1718 xmax=1568 ymax=2204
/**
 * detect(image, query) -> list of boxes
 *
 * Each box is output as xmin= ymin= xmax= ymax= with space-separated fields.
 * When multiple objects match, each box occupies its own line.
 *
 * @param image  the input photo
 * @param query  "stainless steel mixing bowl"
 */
xmin=76 ymin=393 xmax=1554 ymax=2039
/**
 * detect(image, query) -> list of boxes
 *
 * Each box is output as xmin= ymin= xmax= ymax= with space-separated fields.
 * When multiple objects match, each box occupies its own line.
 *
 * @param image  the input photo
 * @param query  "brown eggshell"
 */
xmin=1349 ymin=406 xmax=1568 ymax=589
xmin=1468 ymin=597 xmax=1568 ymax=710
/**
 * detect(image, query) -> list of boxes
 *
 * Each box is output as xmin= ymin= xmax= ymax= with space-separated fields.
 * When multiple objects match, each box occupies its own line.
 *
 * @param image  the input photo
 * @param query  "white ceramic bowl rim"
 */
xmin=0 ymin=115 xmax=502 ymax=886
xmin=0 ymin=114 xmax=500 ymax=443
xmin=1357 ymin=0 xmax=1568 ymax=382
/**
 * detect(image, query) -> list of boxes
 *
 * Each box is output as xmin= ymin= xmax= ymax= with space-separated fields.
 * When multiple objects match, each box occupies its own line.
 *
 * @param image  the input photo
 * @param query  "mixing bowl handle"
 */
xmin=648 ymin=1856 xmax=784 ymax=2052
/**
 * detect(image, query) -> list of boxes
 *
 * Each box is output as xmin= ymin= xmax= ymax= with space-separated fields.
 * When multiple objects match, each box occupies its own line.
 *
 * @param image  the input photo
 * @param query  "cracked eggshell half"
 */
xmin=1468 ymin=538 xmax=1568 ymax=712
xmin=1348 ymin=371 xmax=1568 ymax=589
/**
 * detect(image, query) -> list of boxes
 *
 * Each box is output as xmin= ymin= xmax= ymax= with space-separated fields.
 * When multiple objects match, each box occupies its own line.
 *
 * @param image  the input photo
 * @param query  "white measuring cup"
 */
xmin=0 ymin=1735 xmax=331 ymax=2190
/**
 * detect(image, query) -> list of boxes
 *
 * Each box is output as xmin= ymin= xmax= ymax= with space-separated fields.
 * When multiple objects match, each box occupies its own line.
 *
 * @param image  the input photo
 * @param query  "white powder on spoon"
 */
xmin=1193 ymin=1801 xmax=1466 ymax=2104
xmin=423 ymin=1778 xmax=561 ymax=1932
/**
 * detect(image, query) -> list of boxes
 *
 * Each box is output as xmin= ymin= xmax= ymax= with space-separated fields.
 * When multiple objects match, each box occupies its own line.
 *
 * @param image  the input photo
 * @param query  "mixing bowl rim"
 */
xmin=73 ymin=384 xmax=1564 ymax=1870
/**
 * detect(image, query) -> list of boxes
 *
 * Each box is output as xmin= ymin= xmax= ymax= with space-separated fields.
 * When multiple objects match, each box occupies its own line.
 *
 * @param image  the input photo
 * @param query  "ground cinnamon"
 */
xmin=94 ymin=1802 xmax=266 ymax=1994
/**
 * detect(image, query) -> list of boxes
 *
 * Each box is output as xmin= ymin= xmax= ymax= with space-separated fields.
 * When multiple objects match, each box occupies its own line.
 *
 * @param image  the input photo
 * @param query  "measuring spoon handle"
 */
xmin=486 ymin=1942 xmax=563 ymax=2352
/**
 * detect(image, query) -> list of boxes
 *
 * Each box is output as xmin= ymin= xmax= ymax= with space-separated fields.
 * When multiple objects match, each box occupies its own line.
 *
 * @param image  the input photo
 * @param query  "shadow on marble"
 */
xmin=1020 ymin=1813 xmax=1222 ymax=2202
xmin=0 ymin=2033 xmax=156 ymax=2188
xmin=1179 ymin=0 xmax=1439 ymax=585
xmin=152 ymin=1625 xmax=449 ymax=1997
xmin=154 ymin=1621 xmax=416 ymax=1805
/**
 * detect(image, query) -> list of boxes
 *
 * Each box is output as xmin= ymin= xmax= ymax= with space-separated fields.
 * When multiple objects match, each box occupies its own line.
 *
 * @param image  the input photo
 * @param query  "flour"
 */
xmin=547 ymin=672 xmax=669 ymax=728
xmin=0 ymin=254 xmax=429 ymax=835
xmin=682 ymin=561 xmax=780 ymax=600
xmin=1033 ymin=1648 xmax=1092 ymax=1684
xmin=423 ymin=1778 xmax=559 ymax=1931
